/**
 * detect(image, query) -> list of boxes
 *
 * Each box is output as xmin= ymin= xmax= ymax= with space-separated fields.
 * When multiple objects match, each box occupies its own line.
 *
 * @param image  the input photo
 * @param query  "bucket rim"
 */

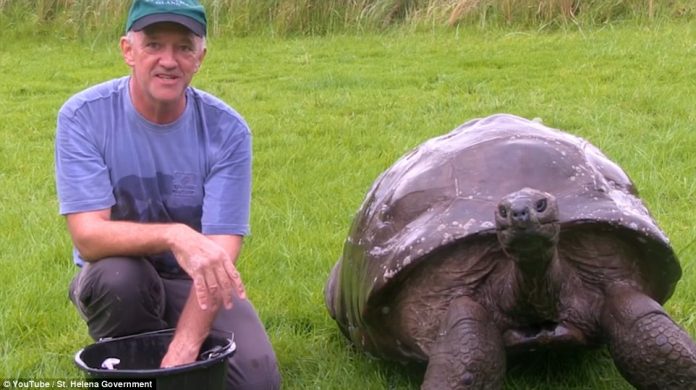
xmin=74 ymin=328 xmax=236 ymax=377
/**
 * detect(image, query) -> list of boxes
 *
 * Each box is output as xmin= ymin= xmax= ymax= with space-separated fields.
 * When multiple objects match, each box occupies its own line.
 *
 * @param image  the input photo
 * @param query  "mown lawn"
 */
xmin=1 ymin=22 xmax=694 ymax=389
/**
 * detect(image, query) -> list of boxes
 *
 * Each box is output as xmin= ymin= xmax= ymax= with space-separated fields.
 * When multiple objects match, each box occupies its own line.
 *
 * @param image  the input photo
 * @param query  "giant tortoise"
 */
xmin=325 ymin=114 xmax=696 ymax=389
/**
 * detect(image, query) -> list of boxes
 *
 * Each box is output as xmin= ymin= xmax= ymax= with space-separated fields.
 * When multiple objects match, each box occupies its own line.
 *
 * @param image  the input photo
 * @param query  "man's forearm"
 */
xmin=161 ymin=290 xmax=219 ymax=366
xmin=66 ymin=210 xmax=189 ymax=261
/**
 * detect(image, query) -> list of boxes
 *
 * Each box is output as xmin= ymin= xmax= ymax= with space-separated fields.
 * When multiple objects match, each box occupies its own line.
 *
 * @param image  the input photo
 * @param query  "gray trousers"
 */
xmin=69 ymin=256 xmax=281 ymax=390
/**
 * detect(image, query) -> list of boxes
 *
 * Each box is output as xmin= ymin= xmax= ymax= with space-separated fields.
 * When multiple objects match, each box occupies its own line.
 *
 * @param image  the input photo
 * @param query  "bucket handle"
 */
xmin=96 ymin=328 xmax=235 ymax=361
xmin=199 ymin=345 xmax=226 ymax=360
xmin=199 ymin=333 xmax=235 ymax=361
xmin=97 ymin=328 xmax=176 ymax=343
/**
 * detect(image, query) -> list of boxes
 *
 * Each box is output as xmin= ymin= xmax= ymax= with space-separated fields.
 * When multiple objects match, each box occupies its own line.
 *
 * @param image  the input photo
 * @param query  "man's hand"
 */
xmin=160 ymin=230 xmax=247 ymax=368
xmin=167 ymin=225 xmax=246 ymax=310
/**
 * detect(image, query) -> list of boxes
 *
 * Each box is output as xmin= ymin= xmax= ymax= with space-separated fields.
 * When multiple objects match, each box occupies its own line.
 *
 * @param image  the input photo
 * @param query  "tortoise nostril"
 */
xmin=511 ymin=207 xmax=529 ymax=222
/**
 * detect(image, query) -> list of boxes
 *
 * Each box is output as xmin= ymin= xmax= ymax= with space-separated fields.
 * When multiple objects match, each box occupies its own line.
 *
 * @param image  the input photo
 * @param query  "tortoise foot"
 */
xmin=422 ymin=297 xmax=505 ymax=390
xmin=602 ymin=287 xmax=696 ymax=389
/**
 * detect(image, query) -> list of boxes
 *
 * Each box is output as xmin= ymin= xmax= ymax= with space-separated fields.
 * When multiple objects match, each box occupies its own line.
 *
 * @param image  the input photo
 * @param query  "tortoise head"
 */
xmin=495 ymin=188 xmax=560 ymax=266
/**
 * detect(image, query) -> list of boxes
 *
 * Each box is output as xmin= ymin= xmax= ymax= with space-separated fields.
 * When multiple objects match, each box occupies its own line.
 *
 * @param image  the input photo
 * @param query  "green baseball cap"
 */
xmin=126 ymin=0 xmax=207 ymax=37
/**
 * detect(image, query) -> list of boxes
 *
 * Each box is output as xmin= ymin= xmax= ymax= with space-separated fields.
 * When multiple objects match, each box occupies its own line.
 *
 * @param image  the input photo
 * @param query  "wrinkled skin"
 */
xmin=325 ymin=114 xmax=696 ymax=389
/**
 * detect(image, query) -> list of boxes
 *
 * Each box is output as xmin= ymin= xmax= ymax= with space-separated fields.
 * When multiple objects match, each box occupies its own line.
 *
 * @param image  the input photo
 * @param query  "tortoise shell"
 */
xmin=325 ymin=114 xmax=680 ymax=353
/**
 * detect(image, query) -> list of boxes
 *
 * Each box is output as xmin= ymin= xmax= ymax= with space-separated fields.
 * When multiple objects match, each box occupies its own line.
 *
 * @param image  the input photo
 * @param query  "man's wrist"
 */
xmin=164 ymin=223 xmax=188 ymax=251
xmin=168 ymin=332 xmax=206 ymax=359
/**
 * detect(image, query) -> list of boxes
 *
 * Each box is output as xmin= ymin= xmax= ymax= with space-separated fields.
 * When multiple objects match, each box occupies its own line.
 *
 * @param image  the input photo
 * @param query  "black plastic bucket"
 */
xmin=74 ymin=329 xmax=235 ymax=390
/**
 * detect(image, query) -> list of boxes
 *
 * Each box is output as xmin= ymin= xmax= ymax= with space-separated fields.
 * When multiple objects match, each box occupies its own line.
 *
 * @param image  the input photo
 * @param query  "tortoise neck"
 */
xmin=515 ymin=246 xmax=557 ymax=277
xmin=501 ymin=232 xmax=559 ymax=278
xmin=510 ymin=247 xmax=561 ymax=319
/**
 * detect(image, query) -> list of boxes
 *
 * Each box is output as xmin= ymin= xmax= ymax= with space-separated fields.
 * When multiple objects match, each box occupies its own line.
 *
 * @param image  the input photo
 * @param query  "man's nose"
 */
xmin=158 ymin=47 xmax=177 ymax=67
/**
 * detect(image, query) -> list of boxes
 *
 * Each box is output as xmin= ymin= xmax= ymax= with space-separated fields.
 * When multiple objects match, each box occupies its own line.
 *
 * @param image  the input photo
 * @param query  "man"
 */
xmin=55 ymin=0 xmax=280 ymax=388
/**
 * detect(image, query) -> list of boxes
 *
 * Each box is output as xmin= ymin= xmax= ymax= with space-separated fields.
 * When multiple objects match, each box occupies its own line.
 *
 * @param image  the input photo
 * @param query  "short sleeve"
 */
xmin=55 ymin=109 xmax=115 ymax=215
xmin=201 ymin=120 xmax=252 ymax=236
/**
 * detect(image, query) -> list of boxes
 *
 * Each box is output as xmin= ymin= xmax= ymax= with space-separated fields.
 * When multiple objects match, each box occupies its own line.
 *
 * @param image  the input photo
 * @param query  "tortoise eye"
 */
xmin=536 ymin=199 xmax=547 ymax=212
xmin=498 ymin=206 xmax=507 ymax=218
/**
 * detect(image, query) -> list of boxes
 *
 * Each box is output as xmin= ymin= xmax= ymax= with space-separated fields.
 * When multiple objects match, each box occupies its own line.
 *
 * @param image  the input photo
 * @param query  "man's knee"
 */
xmin=227 ymin=350 xmax=281 ymax=390
xmin=215 ymin=299 xmax=281 ymax=389
xmin=70 ymin=256 xmax=166 ymax=339
xmin=76 ymin=257 xmax=161 ymax=305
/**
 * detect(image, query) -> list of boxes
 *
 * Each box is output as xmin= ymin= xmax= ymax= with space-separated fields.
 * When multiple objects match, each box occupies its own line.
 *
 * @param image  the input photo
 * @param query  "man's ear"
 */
xmin=195 ymin=47 xmax=207 ymax=73
xmin=120 ymin=35 xmax=136 ymax=67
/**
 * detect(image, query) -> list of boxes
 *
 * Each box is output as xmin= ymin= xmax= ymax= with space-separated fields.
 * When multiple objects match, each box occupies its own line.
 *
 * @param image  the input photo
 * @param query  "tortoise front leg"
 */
xmin=422 ymin=297 xmax=505 ymax=390
xmin=601 ymin=285 xmax=696 ymax=389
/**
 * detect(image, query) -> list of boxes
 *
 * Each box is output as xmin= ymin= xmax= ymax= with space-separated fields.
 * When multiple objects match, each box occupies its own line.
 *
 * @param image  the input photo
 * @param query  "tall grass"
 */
xmin=0 ymin=0 xmax=694 ymax=39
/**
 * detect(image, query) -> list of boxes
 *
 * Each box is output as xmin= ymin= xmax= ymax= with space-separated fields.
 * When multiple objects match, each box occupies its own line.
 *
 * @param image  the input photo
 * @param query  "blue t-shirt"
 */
xmin=55 ymin=76 xmax=251 ymax=275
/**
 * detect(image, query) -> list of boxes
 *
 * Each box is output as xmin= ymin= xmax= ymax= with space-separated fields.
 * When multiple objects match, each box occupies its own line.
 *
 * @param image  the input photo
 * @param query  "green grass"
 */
xmin=2 ymin=21 xmax=696 ymax=389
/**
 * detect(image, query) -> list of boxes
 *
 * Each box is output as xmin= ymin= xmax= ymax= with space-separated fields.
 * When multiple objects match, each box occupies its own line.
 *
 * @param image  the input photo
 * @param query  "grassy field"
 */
xmin=1 ymin=21 xmax=696 ymax=389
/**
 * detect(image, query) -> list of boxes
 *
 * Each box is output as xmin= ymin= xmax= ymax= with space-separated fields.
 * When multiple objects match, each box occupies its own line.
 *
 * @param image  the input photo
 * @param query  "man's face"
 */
xmin=121 ymin=22 xmax=206 ymax=109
